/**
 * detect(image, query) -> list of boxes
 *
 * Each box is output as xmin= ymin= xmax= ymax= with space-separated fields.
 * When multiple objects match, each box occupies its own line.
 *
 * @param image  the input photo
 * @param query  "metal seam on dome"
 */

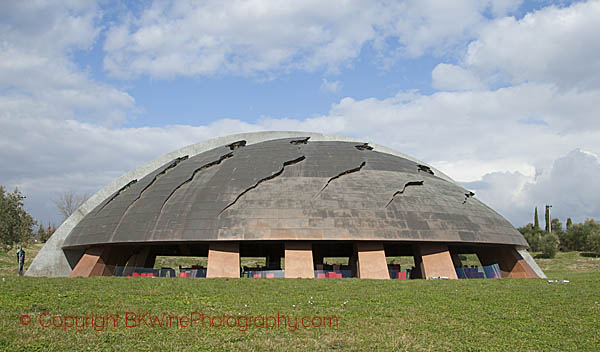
xmin=219 ymin=156 xmax=306 ymax=215
xmin=160 ymin=152 xmax=234 ymax=214
xmin=96 ymin=179 xmax=137 ymax=214
xmin=148 ymin=152 xmax=235 ymax=240
xmin=385 ymin=180 xmax=424 ymax=208
xmin=314 ymin=161 xmax=366 ymax=198
xmin=108 ymin=155 xmax=189 ymax=241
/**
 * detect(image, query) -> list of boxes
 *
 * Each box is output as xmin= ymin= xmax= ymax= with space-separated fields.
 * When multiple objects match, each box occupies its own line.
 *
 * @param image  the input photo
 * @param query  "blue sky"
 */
xmin=73 ymin=0 xmax=557 ymax=127
xmin=75 ymin=23 xmax=441 ymax=127
xmin=1 ymin=0 xmax=600 ymax=227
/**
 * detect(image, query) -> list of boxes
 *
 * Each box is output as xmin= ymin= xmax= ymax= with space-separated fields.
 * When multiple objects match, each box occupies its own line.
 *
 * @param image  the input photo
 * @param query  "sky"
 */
xmin=1 ymin=0 xmax=600 ymax=228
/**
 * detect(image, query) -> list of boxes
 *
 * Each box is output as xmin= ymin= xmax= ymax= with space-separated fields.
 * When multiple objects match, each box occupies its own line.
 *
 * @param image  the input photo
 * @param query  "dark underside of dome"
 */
xmin=63 ymin=137 xmax=527 ymax=249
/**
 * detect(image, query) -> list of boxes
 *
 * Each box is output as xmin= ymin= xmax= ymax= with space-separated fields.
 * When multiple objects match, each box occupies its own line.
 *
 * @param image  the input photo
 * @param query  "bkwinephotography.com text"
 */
xmin=19 ymin=311 xmax=339 ymax=332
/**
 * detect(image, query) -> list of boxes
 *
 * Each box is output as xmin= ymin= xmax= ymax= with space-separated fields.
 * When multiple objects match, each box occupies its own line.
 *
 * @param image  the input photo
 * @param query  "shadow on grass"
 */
xmin=580 ymin=252 xmax=600 ymax=258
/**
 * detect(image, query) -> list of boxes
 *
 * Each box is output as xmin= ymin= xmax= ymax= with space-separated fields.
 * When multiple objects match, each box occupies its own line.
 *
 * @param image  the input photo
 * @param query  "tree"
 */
xmin=583 ymin=219 xmax=600 ymax=253
xmin=40 ymin=223 xmax=56 ymax=243
xmin=565 ymin=223 xmax=587 ymax=251
xmin=550 ymin=218 xmax=567 ymax=250
xmin=36 ymin=225 xmax=46 ymax=241
xmin=518 ymin=223 xmax=544 ymax=252
xmin=540 ymin=233 xmax=559 ymax=258
xmin=0 ymin=186 xmax=36 ymax=250
xmin=566 ymin=218 xmax=573 ymax=230
xmin=534 ymin=207 xmax=540 ymax=230
xmin=54 ymin=191 xmax=90 ymax=221
xmin=587 ymin=232 xmax=600 ymax=255
xmin=34 ymin=223 xmax=55 ymax=243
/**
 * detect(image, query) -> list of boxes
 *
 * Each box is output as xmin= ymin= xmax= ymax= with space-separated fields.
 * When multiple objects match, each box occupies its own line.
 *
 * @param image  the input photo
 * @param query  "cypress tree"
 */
xmin=566 ymin=218 xmax=572 ymax=229
xmin=534 ymin=207 xmax=540 ymax=229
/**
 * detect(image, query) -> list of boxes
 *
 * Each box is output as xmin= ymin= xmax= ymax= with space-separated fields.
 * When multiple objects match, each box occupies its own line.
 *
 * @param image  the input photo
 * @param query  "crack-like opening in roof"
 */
xmin=290 ymin=137 xmax=310 ymax=145
xmin=219 ymin=156 xmax=306 ymax=215
xmin=417 ymin=164 xmax=434 ymax=175
xmin=463 ymin=191 xmax=475 ymax=204
xmin=134 ymin=156 xmax=188 ymax=206
xmin=385 ymin=180 xmax=424 ymax=208
xmin=314 ymin=161 xmax=366 ymax=198
xmin=159 ymin=152 xmax=234 ymax=213
xmin=97 ymin=179 xmax=137 ymax=214
xmin=227 ymin=140 xmax=246 ymax=150
xmin=110 ymin=156 xmax=189 ymax=237
xmin=355 ymin=143 xmax=373 ymax=151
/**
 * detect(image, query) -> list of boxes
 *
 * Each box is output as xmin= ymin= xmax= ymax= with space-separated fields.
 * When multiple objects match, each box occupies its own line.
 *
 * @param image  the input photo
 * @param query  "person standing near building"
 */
xmin=16 ymin=246 xmax=25 ymax=276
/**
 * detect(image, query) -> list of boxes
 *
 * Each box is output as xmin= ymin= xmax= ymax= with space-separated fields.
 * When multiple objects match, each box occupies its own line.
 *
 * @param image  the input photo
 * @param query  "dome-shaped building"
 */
xmin=28 ymin=132 xmax=544 ymax=279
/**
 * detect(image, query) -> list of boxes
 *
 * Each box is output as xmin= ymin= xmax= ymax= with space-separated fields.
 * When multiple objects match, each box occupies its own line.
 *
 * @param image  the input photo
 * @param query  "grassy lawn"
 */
xmin=0 ymin=245 xmax=599 ymax=351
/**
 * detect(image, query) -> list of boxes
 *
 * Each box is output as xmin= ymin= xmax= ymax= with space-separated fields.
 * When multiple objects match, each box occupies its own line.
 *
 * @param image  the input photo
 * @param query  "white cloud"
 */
xmin=439 ymin=1 xmax=600 ymax=91
xmin=488 ymin=0 xmax=524 ymax=17
xmin=461 ymin=171 xmax=534 ymax=224
xmin=288 ymin=84 xmax=600 ymax=168
xmin=465 ymin=149 xmax=600 ymax=226
xmin=377 ymin=0 xmax=491 ymax=57
xmin=320 ymin=79 xmax=342 ymax=94
xmin=0 ymin=2 xmax=99 ymax=54
xmin=0 ymin=2 xmax=136 ymax=125
xmin=525 ymin=149 xmax=600 ymax=222
xmin=102 ymin=0 xmax=513 ymax=78
xmin=431 ymin=63 xmax=485 ymax=91
xmin=435 ymin=159 xmax=536 ymax=182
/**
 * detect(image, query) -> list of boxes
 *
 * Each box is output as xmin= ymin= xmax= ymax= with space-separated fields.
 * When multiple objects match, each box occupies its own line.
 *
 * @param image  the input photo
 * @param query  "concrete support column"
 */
xmin=69 ymin=247 xmax=107 ymax=277
xmin=284 ymin=241 xmax=314 ymax=278
xmin=450 ymin=251 xmax=463 ymax=268
xmin=267 ymin=254 xmax=282 ymax=269
xmin=312 ymin=246 xmax=324 ymax=267
xmin=206 ymin=242 xmax=240 ymax=278
xmin=349 ymin=252 xmax=358 ymax=278
xmin=123 ymin=247 xmax=152 ymax=275
xmin=101 ymin=247 xmax=130 ymax=276
xmin=143 ymin=251 xmax=157 ymax=269
xmin=413 ymin=243 xmax=458 ymax=280
xmin=266 ymin=245 xmax=284 ymax=269
xmin=69 ymin=246 xmax=130 ymax=277
xmin=476 ymin=246 xmax=538 ymax=278
xmin=355 ymin=242 xmax=389 ymax=280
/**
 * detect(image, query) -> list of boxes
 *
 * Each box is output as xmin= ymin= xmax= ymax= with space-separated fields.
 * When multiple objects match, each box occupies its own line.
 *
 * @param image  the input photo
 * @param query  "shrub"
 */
xmin=540 ymin=233 xmax=559 ymax=258
xmin=586 ymin=232 xmax=600 ymax=255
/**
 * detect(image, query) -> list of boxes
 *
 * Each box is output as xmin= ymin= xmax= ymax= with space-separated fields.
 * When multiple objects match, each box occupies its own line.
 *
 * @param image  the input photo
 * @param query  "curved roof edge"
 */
xmin=26 ymin=131 xmax=454 ymax=277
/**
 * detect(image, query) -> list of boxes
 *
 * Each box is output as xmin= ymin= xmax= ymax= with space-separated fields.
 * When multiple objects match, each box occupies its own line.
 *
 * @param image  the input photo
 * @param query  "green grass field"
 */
xmin=1 ymin=243 xmax=599 ymax=351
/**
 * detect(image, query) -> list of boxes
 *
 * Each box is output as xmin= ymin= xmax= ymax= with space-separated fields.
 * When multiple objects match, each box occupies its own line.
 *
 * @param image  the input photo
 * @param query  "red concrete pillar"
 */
xmin=69 ymin=246 xmax=130 ymax=277
xmin=69 ymin=247 xmax=107 ymax=277
xmin=206 ymin=242 xmax=240 ymax=278
xmin=284 ymin=241 xmax=314 ymax=278
xmin=413 ymin=243 xmax=458 ymax=280
xmin=355 ymin=242 xmax=390 ymax=279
